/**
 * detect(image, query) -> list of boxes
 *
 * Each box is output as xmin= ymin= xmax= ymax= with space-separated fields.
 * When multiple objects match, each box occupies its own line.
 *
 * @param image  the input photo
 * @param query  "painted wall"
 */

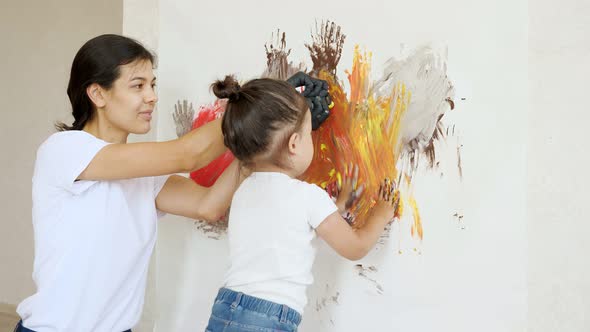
xmin=150 ymin=0 xmax=528 ymax=331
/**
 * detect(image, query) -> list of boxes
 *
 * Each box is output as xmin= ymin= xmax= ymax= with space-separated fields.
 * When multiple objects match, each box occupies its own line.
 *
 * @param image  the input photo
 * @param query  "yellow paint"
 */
xmin=301 ymin=44 xmax=422 ymax=236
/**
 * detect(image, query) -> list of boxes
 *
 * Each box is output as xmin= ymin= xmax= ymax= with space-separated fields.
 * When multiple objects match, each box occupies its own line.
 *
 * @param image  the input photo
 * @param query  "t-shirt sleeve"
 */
xmin=153 ymin=175 xmax=171 ymax=218
xmin=35 ymin=131 xmax=109 ymax=195
xmin=306 ymin=183 xmax=338 ymax=229
xmin=153 ymin=175 xmax=171 ymax=197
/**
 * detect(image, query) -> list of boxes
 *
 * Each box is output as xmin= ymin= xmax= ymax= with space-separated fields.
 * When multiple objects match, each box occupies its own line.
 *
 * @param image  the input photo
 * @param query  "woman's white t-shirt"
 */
xmin=17 ymin=131 xmax=169 ymax=332
xmin=224 ymin=172 xmax=338 ymax=314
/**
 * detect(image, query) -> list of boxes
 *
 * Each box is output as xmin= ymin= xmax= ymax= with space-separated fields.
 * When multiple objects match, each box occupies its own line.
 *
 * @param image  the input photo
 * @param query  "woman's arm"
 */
xmin=316 ymin=179 xmax=396 ymax=260
xmin=154 ymin=160 xmax=247 ymax=222
xmin=79 ymin=118 xmax=225 ymax=181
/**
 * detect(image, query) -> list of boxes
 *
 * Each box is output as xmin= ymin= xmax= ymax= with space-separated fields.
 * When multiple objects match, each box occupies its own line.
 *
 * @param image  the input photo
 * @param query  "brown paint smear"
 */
xmin=305 ymin=20 xmax=346 ymax=77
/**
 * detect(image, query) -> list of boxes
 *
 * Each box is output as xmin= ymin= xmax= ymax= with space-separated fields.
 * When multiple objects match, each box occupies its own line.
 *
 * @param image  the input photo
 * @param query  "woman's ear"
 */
xmin=288 ymin=132 xmax=301 ymax=155
xmin=86 ymin=83 xmax=107 ymax=108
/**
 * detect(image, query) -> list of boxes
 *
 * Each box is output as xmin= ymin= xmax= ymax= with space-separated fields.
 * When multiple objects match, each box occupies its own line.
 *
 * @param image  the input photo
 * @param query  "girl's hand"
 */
xmin=372 ymin=178 xmax=398 ymax=220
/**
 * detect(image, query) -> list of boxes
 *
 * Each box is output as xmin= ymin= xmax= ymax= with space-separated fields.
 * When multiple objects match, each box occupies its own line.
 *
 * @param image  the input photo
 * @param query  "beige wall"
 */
xmin=0 ymin=0 xmax=123 ymax=305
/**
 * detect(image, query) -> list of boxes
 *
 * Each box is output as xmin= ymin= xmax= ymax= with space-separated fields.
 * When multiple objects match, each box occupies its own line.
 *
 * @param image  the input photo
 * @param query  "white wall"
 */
xmin=527 ymin=0 xmax=590 ymax=331
xmin=0 ymin=0 xmax=123 ymax=306
xmin=150 ymin=0 xmax=529 ymax=331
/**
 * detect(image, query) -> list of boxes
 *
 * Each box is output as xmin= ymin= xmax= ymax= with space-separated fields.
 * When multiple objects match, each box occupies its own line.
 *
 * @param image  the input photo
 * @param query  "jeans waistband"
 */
xmin=216 ymin=288 xmax=301 ymax=326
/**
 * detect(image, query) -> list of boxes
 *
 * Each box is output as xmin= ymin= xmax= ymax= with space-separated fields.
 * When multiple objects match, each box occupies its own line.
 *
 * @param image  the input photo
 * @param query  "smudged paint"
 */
xmin=313 ymin=283 xmax=340 ymax=327
xmin=315 ymin=291 xmax=340 ymax=311
xmin=305 ymin=20 xmax=346 ymax=77
xmin=354 ymin=264 xmax=384 ymax=294
xmin=179 ymin=20 xmax=463 ymax=240
xmin=194 ymin=216 xmax=228 ymax=240
xmin=189 ymin=100 xmax=236 ymax=188
xmin=408 ymin=197 xmax=423 ymax=240
xmin=262 ymin=30 xmax=306 ymax=80
xmin=299 ymin=23 xmax=460 ymax=240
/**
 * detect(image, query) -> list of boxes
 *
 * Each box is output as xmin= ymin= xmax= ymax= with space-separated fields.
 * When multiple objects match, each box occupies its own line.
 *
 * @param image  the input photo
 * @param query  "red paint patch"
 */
xmin=189 ymin=100 xmax=236 ymax=187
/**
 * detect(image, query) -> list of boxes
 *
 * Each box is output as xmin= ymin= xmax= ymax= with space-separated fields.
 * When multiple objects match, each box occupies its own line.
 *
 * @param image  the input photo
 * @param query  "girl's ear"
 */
xmin=287 ymin=132 xmax=301 ymax=155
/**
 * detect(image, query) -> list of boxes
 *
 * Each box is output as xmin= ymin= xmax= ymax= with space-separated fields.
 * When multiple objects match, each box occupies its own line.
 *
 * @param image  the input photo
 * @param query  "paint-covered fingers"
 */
xmin=373 ymin=178 xmax=397 ymax=220
xmin=309 ymin=79 xmax=329 ymax=98
xmin=286 ymin=72 xmax=326 ymax=97
xmin=384 ymin=179 xmax=392 ymax=202
xmin=312 ymin=107 xmax=331 ymax=130
xmin=310 ymin=95 xmax=331 ymax=130
xmin=286 ymin=72 xmax=332 ymax=130
xmin=381 ymin=178 xmax=400 ymax=209
xmin=286 ymin=72 xmax=313 ymax=94
xmin=377 ymin=178 xmax=396 ymax=203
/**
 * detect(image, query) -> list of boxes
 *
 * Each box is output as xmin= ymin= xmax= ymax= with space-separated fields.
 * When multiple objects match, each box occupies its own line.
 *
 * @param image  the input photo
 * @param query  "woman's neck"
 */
xmin=83 ymin=117 xmax=128 ymax=144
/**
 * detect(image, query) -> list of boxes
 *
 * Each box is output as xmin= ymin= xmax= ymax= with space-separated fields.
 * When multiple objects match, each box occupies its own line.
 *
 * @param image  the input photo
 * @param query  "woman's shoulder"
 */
xmin=38 ymin=130 xmax=102 ymax=153
xmin=42 ymin=130 xmax=98 ymax=143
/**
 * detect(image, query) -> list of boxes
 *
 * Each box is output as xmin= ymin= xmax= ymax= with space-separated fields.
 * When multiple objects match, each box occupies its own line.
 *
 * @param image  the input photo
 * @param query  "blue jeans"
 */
xmin=205 ymin=288 xmax=301 ymax=332
xmin=14 ymin=320 xmax=132 ymax=332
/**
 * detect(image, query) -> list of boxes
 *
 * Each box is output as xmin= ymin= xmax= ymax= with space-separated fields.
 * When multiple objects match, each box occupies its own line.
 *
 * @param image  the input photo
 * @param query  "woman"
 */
xmin=15 ymin=33 xmax=331 ymax=332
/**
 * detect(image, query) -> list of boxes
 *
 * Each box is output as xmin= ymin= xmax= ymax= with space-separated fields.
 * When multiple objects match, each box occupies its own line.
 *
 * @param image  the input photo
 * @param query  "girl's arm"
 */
xmin=154 ymin=160 xmax=247 ymax=222
xmin=316 ymin=178 xmax=396 ymax=261
xmin=79 ymin=118 xmax=225 ymax=181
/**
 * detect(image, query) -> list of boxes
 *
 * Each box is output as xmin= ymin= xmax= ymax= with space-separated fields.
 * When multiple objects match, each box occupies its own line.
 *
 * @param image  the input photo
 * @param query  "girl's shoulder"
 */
xmin=291 ymin=178 xmax=329 ymax=197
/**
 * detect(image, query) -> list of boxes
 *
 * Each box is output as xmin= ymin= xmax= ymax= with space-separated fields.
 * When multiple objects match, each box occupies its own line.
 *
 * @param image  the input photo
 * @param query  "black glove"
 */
xmin=286 ymin=72 xmax=332 ymax=130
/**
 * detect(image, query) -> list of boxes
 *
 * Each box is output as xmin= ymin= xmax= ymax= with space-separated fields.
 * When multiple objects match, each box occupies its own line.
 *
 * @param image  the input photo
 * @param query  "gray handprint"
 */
xmin=172 ymin=99 xmax=195 ymax=138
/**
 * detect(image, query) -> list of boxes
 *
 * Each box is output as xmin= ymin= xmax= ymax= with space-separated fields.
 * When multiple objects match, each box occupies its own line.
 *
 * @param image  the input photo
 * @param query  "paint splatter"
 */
xmin=176 ymin=20 xmax=463 ymax=241
xmin=262 ymin=30 xmax=305 ymax=80
xmin=299 ymin=22 xmax=459 ymax=241
xmin=194 ymin=216 xmax=228 ymax=240
xmin=188 ymin=100 xmax=235 ymax=188
xmin=453 ymin=212 xmax=466 ymax=230
xmin=313 ymin=283 xmax=340 ymax=327
xmin=355 ymin=264 xmax=384 ymax=294
xmin=408 ymin=197 xmax=423 ymax=240
xmin=315 ymin=288 xmax=340 ymax=311
xmin=172 ymin=99 xmax=236 ymax=188
xmin=305 ymin=20 xmax=346 ymax=77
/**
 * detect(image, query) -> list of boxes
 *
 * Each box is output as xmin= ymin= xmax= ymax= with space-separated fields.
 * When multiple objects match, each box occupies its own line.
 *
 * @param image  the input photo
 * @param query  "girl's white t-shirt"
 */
xmin=17 ymin=131 xmax=169 ymax=332
xmin=224 ymin=172 xmax=338 ymax=314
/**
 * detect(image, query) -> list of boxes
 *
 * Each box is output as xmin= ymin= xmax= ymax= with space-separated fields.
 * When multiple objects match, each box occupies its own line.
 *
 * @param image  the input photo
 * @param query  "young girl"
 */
xmin=204 ymin=76 xmax=396 ymax=332
xmin=14 ymin=34 xmax=247 ymax=332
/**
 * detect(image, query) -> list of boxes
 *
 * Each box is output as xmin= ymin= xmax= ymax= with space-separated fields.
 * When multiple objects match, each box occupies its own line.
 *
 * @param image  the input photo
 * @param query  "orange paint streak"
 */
xmin=301 ymin=46 xmax=411 ymax=228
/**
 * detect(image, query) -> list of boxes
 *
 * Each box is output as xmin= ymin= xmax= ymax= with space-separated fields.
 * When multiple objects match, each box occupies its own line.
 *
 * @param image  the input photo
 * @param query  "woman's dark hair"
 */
xmin=212 ymin=76 xmax=308 ymax=167
xmin=56 ymin=34 xmax=155 ymax=131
